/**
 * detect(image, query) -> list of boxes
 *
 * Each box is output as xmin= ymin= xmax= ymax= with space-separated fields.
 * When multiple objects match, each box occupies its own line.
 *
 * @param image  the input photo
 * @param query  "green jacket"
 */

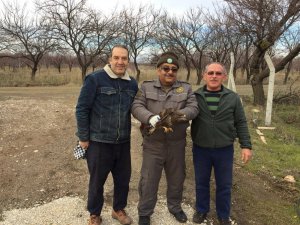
xmin=191 ymin=85 xmax=252 ymax=149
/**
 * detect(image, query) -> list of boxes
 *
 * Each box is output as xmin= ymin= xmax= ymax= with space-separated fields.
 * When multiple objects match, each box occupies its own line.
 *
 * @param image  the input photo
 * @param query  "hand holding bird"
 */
xmin=148 ymin=108 xmax=187 ymax=135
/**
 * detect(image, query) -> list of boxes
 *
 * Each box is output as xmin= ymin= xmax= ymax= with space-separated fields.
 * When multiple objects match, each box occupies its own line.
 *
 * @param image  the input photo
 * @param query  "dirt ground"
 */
xmin=0 ymin=86 xmax=299 ymax=225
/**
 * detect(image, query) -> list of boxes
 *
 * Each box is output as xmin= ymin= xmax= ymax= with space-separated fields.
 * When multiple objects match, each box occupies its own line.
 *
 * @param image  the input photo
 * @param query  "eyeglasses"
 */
xmin=206 ymin=71 xmax=223 ymax=76
xmin=160 ymin=66 xmax=178 ymax=73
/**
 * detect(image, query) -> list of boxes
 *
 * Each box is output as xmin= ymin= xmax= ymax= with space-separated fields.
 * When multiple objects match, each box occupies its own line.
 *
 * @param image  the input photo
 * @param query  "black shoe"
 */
xmin=171 ymin=210 xmax=188 ymax=223
xmin=219 ymin=218 xmax=231 ymax=225
xmin=139 ymin=216 xmax=150 ymax=225
xmin=193 ymin=211 xmax=207 ymax=224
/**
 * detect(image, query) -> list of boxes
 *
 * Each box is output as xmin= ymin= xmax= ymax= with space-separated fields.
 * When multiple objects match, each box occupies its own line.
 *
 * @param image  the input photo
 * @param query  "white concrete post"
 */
xmin=227 ymin=52 xmax=236 ymax=92
xmin=264 ymin=53 xmax=275 ymax=126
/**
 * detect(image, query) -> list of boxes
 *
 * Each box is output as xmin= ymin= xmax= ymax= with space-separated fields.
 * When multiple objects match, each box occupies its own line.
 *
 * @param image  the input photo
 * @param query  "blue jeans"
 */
xmin=192 ymin=144 xmax=233 ymax=220
xmin=86 ymin=141 xmax=131 ymax=215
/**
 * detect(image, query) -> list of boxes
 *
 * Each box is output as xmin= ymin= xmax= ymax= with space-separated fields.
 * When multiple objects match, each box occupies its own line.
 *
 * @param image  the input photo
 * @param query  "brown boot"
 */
xmin=112 ymin=209 xmax=133 ymax=225
xmin=88 ymin=215 xmax=102 ymax=225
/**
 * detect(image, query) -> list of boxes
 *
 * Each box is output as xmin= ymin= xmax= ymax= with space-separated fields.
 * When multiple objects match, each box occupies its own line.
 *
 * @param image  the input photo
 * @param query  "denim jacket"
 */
xmin=76 ymin=65 xmax=138 ymax=144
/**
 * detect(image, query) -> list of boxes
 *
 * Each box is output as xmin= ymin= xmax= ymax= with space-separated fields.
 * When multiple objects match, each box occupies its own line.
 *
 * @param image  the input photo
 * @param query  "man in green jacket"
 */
xmin=191 ymin=62 xmax=252 ymax=225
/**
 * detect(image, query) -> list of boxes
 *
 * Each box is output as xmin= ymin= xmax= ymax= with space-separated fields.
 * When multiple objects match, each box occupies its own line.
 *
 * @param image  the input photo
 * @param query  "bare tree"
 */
xmin=0 ymin=29 xmax=10 ymax=53
xmin=65 ymin=52 xmax=77 ymax=72
xmin=279 ymin=24 xmax=300 ymax=84
xmin=49 ymin=52 xmax=65 ymax=73
xmin=205 ymin=8 xmax=249 ymax=81
xmin=37 ymin=0 xmax=121 ymax=81
xmin=225 ymin=0 xmax=300 ymax=105
xmin=155 ymin=12 xmax=194 ymax=82
xmin=205 ymin=11 xmax=230 ymax=64
xmin=183 ymin=8 xmax=211 ymax=84
xmin=0 ymin=1 xmax=56 ymax=80
xmin=155 ymin=8 xmax=210 ymax=84
xmin=120 ymin=4 xmax=160 ymax=81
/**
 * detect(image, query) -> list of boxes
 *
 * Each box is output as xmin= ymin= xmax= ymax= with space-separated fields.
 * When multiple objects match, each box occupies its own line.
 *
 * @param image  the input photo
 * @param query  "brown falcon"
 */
xmin=148 ymin=108 xmax=188 ymax=135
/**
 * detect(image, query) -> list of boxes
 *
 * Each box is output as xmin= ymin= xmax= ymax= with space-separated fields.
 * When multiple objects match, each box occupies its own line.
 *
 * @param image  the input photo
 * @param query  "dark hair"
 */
xmin=110 ymin=45 xmax=129 ymax=58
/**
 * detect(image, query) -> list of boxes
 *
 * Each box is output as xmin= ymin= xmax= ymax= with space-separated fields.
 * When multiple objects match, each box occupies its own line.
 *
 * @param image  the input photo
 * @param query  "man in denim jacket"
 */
xmin=76 ymin=45 xmax=138 ymax=225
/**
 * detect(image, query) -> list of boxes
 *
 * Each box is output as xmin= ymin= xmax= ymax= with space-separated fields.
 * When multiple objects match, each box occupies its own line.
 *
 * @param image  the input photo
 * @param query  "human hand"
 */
xmin=149 ymin=115 xmax=161 ymax=127
xmin=241 ymin=148 xmax=252 ymax=164
xmin=172 ymin=110 xmax=187 ymax=123
xmin=79 ymin=141 xmax=89 ymax=150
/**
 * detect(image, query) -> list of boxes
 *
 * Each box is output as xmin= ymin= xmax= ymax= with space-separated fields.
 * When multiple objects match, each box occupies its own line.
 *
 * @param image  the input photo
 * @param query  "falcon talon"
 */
xmin=163 ymin=126 xmax=168 ymax=133
xmin=163 ymin=127 xmax=173 ymax=133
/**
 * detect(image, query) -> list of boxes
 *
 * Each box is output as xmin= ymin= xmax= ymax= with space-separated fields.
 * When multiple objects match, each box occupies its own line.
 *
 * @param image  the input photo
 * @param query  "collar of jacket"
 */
xmin=104 ymin=64 xmax=131 ymax=81
xmin=153 ymin=79 xmax=181 ymax=88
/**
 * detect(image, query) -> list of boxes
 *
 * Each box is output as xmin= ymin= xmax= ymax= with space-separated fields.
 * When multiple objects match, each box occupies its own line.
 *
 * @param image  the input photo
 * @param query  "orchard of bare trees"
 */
xmin=0 ymin=0 xmax=300 ymax=105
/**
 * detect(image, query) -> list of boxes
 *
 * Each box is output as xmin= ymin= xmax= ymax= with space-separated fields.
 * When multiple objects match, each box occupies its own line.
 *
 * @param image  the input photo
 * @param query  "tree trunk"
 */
xmin=183 ymin=59 xmax=191 ymax=82
xmin=245 ymin=66 xmax=251 ymax=84
xmin=251 ymin=77 xmax=265 ymax=105
xmin=186 ymin=65 xmax=191 ymax=82
xmin=31 ymin=65 xmax=38 ymax=81
xmin=81 ymin=66 xmax=88 ymax=83
xmin=249 ymin=48 xmax=266 ymax=105
xmin=283 ymin=60 xmax=292 ymax=84
xmin=134 ymin=59 xmax=140 ymax=82
xmin=136 ymin=68 xmax=141 ymax=82
xmin=196 ymin=69 xmax=201 ymax=85
xmin=233 ymin=66 xmax=237 ymax=80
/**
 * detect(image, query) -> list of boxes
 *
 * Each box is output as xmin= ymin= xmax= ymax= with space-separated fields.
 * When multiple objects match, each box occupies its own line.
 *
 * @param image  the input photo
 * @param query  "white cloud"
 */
xmin=3 ymin=0 xmax=224 ymax=16
xmin=88 ymin=0 xmax=223 ymax=15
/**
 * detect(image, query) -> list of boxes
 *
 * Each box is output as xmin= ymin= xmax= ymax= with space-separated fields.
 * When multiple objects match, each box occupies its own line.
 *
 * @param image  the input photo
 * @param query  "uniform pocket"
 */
xmin=145 ymin=91 xmax=159 ymax=100
xmin=170 ymin=93 xmax=188 ymax=102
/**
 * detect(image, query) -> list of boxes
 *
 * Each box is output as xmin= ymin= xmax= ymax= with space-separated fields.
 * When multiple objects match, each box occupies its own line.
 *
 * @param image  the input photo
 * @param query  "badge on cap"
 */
xmin=167 ymin=58 xmax=173 ymax=63
xmin=176 ymin=87 xmax=184 ymax=93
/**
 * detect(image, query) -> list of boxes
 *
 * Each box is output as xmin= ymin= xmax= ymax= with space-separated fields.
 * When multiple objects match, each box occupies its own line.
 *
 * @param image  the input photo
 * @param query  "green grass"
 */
xmin=232 ymin=103 xmax=300 ymax=224
xmin=241 ymin=103 xmax=300 ymax=190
